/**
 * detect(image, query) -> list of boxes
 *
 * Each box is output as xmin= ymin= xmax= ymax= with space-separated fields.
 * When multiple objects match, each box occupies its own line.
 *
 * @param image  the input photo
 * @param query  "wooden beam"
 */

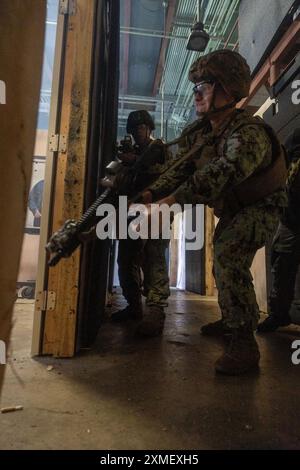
xmin=238 ymin=19 xmax=300 ymax=108
xmin=0 ymin=0 xmax=46 ymax=391
xmin=152 ymin=0 xmax=177 ymax=95
xmin=204 ymin=207 xmax=215 ymax=296
xmin=42 ymin=9 xmax=76 ymax=356
xmin=270 ymin=19 xmax=300 ymax=67
xmin=31 ymin=11 xmax=66 ymax=356
xmin=42 ymin=0 xmax=96 ymax=357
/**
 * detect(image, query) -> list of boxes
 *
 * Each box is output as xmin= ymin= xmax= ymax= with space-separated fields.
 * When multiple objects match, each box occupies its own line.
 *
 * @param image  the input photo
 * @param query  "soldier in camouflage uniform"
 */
xmin=258 ymin=129 xmax=300 ymax=332
xmin=141 ymin=50 xmax=287 ymax=374
xmin=112 ymin=111 xmax=170 ymax=334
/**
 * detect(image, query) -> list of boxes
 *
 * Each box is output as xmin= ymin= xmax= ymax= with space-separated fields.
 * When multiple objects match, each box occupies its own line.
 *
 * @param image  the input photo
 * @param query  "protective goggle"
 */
xmin=192 ymin=80 xmax=215 ymax=96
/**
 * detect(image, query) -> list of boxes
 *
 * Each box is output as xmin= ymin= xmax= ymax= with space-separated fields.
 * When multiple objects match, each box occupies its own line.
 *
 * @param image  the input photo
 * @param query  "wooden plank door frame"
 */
xmin=32 ymin=1 xmax=96 ymax=357
xmin=31 ymin=5 xmax=67 ymax=356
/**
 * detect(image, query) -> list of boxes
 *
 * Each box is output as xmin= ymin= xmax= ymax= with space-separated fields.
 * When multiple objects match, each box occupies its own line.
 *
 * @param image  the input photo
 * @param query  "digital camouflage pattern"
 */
xmin=118 ymin=139 xmax=171 ymax=309
xmin=287 ymin=157 xmax=300 ymax=189
xmin=151 ymin=110 xmax=287 ymax=211
xmin=118 ymin=238 xmax=170 ymax=308
xmin=142 ymin=238 xmax=170 ymax=307
xmin=150 ymin=109 xmax=287 ymax=329
xmin=268 ymin=222 xmax=300 ymax=323
xmin=282 ymin=157 xmax=300 ymax=230
xmin=214 ymin=204 xmax=280 ymax=329
xmin=116 ymin=138 xmax=172 ymax=195
xmin=268 ymin=154 xmax=300 ymax=322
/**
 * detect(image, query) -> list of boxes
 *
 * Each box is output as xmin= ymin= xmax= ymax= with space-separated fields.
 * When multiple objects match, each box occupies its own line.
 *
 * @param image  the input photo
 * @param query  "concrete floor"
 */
xmin=1 ymin=291 xmax=300 ymax=450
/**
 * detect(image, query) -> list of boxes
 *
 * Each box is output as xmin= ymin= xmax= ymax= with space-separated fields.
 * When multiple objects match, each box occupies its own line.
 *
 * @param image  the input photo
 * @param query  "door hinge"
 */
xmin=36 ymin=290 xmax=56 ymax=312
xmin=48 ymin=133 xmax=67 ymax=153
xmin=59 ymin=0 xmax=76 ymax=16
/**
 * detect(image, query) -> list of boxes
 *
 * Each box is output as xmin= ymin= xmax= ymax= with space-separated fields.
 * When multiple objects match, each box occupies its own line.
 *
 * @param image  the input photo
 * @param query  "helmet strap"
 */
xmin=209 ymin=101 xmax=236 ymax=114
xmin=206 ymin=86 xmax=236 ymax=117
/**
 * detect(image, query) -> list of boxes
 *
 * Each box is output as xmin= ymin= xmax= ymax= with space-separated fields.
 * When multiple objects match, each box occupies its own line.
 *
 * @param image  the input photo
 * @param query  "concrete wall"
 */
xmin=239 ymin=0 xmax=296 ymax=74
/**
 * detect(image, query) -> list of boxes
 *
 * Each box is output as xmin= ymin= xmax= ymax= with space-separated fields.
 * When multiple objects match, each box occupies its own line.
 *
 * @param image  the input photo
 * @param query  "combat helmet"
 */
xmin=126 ymin=110 xmax=155 ymax=134
xmin=189 ymin=49 xmax=251 ymax=102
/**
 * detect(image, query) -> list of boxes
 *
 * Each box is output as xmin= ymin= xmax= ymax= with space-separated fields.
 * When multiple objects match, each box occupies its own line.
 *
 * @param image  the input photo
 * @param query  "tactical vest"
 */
xmin=220 ymin=112 xmax=287 ymax=216
xmin=132 ymin=138 xmax=172 ymax=193
xmin=144 ymin=138 xmax=172 ymax=175
xmin=170 ymin=110 xmax=287 ymax=217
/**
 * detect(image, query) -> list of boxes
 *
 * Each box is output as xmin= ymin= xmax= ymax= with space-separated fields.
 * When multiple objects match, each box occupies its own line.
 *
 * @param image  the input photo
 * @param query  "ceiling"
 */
xmin=118 ymin=0 xmax=241 ymax=139
xmin=38 ymin=0 xmax=59 ymax=130
xmin=38 ymin=0 xmax=242 ymax=138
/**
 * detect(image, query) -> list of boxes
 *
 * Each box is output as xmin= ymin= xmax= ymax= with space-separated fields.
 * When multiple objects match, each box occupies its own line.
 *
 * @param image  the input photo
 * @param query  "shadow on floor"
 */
xmin=1 ymin=292 xmax=300 ymax=450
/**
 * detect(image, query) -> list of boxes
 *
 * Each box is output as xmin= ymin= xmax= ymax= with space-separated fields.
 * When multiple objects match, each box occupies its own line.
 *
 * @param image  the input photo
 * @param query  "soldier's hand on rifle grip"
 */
xmin=100 ymin=177 xmax=114 ymax=188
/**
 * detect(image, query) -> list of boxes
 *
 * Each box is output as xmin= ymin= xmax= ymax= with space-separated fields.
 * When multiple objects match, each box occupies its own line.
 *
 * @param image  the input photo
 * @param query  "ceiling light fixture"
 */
xmin=186 ymin=0 xmax=210 ymax=52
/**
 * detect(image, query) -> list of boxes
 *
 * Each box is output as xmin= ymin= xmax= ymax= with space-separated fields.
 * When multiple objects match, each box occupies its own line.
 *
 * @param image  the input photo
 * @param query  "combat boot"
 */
xmin=215 ymin=327 xmax=260 ymax=375
xmin=257 ymin=315 xmax=291 ymax=333
xmin=201 ymin=319 xmax=231 ymax=337
xmin=136 ymin=305 xmax=165 ymax=337
xmin=111 ymin=300 xmax=143 ymax=323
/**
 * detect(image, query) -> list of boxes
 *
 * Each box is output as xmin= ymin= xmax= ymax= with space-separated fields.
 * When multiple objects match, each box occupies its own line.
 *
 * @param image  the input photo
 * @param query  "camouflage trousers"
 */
xmin=269 ymin=222 xmax=300 ymax=321
xmin=213 ymin=205 xmax=280 ymax=330
xmin=118 ymin=238 xmax=170 ymax=308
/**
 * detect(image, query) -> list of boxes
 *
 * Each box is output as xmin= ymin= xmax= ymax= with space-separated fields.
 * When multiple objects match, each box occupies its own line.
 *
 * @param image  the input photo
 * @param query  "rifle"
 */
xmin=46 ymin=138 xmax=133 ymax=267
xmin=46 ymin=188 xmax=115 ymax=266
xmin=46 ymin=121 xmax=209 ymax=266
